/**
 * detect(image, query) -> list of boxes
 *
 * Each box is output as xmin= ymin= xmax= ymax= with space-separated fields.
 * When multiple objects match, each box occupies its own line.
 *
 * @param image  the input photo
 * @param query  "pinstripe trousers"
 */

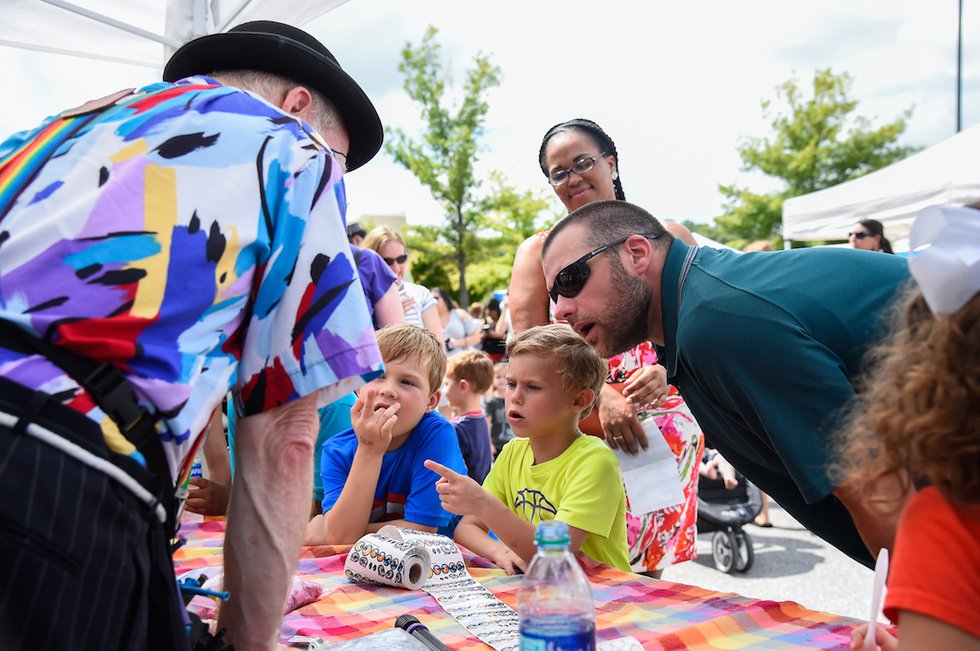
xmin=0 ymin=378 xmax=188 ymax=651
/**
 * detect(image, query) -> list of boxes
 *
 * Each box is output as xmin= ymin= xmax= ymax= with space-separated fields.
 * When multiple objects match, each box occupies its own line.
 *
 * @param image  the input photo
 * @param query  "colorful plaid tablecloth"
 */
xmin=173 ymin=516 xmax=857 ymax=649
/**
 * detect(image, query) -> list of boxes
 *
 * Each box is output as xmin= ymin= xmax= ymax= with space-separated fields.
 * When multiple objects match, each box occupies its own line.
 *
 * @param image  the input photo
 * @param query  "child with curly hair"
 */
xmin=837 ymin=205 xmax=980 ymax=651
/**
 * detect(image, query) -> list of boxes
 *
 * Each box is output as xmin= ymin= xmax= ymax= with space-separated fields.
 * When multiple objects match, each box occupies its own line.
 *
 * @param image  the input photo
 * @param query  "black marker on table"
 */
xmin=395 ymin=614 xmax=451 ymax=651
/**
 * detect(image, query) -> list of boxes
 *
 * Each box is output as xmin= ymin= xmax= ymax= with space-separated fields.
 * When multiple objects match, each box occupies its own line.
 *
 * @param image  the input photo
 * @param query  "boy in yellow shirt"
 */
xmin=426 ymin=324 xmax=630 ymax=573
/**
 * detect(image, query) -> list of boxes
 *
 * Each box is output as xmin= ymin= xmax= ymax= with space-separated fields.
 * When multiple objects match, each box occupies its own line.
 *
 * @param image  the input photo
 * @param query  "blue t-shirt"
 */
xmin=453 ymin=413 xmax=492 ymax=484
xmin=320 ymin=410 xmax=466 ymax=528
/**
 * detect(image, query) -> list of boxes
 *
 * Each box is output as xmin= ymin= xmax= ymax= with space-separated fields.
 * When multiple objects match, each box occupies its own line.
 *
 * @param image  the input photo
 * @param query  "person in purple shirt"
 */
xmin=351 ymin=244 xmax=405 ymax=328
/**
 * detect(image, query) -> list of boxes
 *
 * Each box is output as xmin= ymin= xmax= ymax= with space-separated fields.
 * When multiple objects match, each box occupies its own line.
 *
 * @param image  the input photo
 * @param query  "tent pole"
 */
xmin=217 ymin=0 xmax=260 ymax=32
xmin=0 ymin=37 xmax=159 ymax=68
xmin=40 ymin=0 xmax=182 ymax=48
xmin=957 ymin=0 xmax=963 ymax=133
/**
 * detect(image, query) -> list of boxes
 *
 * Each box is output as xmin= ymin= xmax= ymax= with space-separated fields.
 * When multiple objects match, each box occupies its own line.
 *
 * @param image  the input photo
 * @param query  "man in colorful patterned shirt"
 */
xmin=0 ymin=21 xmax=383 ymax=651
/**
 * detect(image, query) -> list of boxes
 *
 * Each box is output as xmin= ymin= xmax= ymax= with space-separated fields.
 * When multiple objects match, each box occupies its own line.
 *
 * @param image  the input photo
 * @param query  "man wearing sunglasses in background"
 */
xmin=541 ymin=200 xmax=909 ymax=571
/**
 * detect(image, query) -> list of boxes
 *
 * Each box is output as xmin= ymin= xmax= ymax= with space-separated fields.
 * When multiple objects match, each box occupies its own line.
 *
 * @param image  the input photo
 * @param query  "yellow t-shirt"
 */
xmin=484 ymin=435 xmax=630 ymax=571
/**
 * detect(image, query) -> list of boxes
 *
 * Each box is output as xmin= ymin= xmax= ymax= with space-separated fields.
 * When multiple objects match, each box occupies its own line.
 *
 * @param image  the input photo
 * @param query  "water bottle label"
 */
xmin=519 ymin=623 xmax=595 ymax=651
xmin=190 ymin=460 xmax=203 ymax=479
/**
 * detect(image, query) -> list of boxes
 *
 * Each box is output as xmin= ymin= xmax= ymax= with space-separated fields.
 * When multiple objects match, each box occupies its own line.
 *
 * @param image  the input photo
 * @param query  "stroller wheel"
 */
xmin=733 ymin=530 xmax=755 ymax=572
xmin=711 ymin=531 xmax=737 ymax=573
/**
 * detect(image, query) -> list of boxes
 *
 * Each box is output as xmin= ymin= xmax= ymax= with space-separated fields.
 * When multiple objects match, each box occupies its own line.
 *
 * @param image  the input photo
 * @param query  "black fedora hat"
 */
xmin=163 ymin=20 xmax=382 ymax=171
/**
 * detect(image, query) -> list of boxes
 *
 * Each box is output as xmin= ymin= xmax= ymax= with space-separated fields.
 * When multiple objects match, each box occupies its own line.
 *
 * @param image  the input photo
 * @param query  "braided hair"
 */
xmin=538 ymin=118 xmax=626 ymax=201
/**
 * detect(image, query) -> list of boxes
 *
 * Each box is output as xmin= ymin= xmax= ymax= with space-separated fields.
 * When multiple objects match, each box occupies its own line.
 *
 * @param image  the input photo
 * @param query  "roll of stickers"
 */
xmin=343 ymin=532 xmax=431 ymax=590
xmin=347 ymin=526 xmax=519 ymax=651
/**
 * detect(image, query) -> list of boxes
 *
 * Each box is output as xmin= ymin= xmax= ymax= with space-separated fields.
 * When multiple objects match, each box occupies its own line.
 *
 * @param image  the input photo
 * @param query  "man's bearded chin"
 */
xmin=592 ymin=258 xmax=652 ymax=357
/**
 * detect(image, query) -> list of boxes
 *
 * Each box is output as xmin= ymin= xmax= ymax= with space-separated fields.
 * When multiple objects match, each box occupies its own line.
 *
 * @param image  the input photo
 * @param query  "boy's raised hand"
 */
xmin=424 ymin=459 xmax=490 ymax=517
xmin=352 ymin=388 xmax=399 ymax=453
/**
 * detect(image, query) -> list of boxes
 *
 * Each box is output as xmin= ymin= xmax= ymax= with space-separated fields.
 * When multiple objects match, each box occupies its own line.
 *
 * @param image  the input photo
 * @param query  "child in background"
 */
xmin=838 ymin=205 xmax=979 ymax=651
xmin=444 ymin=350 xmax=495 ymax=484
xmin=305 ymin=324 xmax=467 ymax=545
xmin=485 ymin=361 xmax=515 ymax=457
xmin=426 ymin=324 xmax=630 ymax=574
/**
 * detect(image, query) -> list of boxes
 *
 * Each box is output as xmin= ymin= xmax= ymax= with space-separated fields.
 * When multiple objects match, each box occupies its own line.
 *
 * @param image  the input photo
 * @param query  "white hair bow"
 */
xmin=908 ymin=205 xmax=980 ymax=315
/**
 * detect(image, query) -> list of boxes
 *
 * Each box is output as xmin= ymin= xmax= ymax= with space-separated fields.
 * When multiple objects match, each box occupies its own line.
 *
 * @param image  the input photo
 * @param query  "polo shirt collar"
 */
xmin=657 ymin=238 xmax=692 ymax=378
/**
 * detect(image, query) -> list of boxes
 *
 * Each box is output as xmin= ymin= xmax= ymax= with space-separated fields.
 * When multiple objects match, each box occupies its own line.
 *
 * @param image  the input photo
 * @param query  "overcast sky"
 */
xmin=1 ymin=0 xmax=977 ymax=229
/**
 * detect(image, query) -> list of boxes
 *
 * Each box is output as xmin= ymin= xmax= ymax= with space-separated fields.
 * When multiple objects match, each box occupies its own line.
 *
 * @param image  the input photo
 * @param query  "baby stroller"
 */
xmin=697 ymin=466 xmax=764 ymax=574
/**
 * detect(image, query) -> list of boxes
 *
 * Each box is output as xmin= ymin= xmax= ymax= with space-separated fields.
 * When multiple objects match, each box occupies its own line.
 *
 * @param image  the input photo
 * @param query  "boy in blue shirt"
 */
xmin=444 ymin=350 xmax=495 ymax=484
xmin=305 ymin=324 xmax=467 ymax=544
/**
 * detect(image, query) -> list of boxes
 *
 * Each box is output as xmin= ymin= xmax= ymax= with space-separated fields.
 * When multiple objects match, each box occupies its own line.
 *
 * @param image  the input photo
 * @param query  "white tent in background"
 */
xmin=781 ymin=123 xmax=980 ymax=249
xmin=0 ymin=0 xmax=351 ymax=68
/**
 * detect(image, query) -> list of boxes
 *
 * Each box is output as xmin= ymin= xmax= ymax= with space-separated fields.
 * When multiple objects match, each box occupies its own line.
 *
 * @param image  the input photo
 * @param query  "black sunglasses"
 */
xmin=547 ymin=233 xmax=659 ymax=303
xmin=847 ymin=231 xmax=872 ymax=240
xmin=383 ymin=253 xmax=409 ymax=265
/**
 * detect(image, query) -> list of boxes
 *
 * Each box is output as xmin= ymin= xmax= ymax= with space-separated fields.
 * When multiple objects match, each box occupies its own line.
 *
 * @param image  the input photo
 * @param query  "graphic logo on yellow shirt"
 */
xmin=514 ymin=488 xmax=557 ymax=522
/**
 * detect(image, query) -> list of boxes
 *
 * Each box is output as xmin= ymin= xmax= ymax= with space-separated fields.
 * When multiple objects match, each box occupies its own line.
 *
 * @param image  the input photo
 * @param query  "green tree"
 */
xmin=386 ymin=26 xmax=501 ymax=307
xmin=405 ymin=172 xmax=559 ymax=304
xmin=714 ymin=68 xmax=917 ymax=248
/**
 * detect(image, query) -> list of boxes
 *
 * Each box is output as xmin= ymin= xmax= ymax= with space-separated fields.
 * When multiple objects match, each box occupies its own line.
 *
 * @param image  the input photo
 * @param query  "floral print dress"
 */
xmin=608 ymin=342 xmax=704 ymax=572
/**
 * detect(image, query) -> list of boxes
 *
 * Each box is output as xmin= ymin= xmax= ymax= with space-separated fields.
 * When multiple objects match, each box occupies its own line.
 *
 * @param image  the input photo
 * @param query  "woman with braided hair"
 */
xmin=508 ymin=118 xmax=705 ymax=576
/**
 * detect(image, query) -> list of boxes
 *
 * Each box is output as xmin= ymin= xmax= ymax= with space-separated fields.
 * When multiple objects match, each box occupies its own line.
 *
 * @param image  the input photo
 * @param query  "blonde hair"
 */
xmin=446 ymin=350 xmax=495 ymax=394
xmin=506 ymin=324 xmax=607 ymax=417
xmin=835 ymin=288 xmax=980 ymax=509
xmin=362 ymin=225 xmax=405 ymax=257
xmin=375 ymin=324 xmax=446 ymax=395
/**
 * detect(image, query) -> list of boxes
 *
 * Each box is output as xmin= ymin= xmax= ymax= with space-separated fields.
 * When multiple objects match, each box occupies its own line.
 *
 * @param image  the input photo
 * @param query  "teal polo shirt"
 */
xmin=656 ymin=241 xmax=910 ymax=568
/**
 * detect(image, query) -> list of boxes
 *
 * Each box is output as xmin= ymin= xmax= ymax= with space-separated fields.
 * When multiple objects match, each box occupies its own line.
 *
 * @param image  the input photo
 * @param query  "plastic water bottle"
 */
xmin=190 ymin=450 xmax=204 ymax=479
xmin=518 ymin=520 xmax=596 ymax=650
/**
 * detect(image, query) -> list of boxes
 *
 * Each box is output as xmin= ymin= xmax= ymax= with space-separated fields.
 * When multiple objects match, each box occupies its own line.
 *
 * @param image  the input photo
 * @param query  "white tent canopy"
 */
xmin=1 ymin=0 xmax=350 ymax=68
xmin=782 ymin=122 xmax=980 ymax=246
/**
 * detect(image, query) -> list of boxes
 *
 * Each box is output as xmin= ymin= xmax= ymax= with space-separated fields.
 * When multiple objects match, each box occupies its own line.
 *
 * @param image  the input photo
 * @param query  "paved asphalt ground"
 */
xmin=661 ymin=500 xmax=875 ymax=621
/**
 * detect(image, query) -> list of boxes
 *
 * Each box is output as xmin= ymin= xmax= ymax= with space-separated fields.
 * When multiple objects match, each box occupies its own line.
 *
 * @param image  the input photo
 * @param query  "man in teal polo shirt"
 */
xmin=541 ymin=200 xmax=910 ymax=568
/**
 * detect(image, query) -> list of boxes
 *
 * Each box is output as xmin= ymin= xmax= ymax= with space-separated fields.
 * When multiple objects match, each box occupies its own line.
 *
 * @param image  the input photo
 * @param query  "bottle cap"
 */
xmin=535 ymin=520 xmax=570 ymax=547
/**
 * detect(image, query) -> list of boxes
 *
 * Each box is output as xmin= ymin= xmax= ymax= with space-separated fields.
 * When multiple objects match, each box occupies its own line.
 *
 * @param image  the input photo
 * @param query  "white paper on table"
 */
xmin=598 ymin=636 xmax=644 ymax=651
xmin=612 ymin=417 xmax=684 ymax=515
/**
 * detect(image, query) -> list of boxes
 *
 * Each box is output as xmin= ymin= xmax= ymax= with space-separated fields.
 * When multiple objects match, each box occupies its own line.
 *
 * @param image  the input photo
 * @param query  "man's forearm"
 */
xmin=833 ymin=476 xmax=909 ymax=558
xmin=219 ymin=393 xmax=318 ymax=651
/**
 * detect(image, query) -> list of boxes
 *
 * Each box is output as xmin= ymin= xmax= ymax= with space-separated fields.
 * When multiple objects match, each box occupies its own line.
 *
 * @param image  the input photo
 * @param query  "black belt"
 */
xmin=0 ymin=320 xmax=177 ymax=535
xmin=0 ymin=374 xmax=166 ymax=520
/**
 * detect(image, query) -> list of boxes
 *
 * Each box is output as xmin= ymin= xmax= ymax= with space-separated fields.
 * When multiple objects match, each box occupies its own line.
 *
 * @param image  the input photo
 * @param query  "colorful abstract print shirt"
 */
xmin=0 ymin=77 xmax=383 ymax=476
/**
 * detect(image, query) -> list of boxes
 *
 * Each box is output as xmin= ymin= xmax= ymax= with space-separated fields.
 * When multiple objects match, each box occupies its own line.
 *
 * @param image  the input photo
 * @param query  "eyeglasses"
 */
xmin=547 ymin=233 xmax=659 ymax=303
xmin=547 ymin=152 xmax=609 ymax=187
xmin=383 ymin=253 xmax=409 ymax=266
xmin=847 ymin=231 xmax=872 ymax=240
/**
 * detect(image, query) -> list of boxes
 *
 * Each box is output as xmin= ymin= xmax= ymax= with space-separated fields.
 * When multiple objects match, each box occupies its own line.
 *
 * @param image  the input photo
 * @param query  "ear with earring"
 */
xmin=611 ymin=170 xmax=619 ymax=180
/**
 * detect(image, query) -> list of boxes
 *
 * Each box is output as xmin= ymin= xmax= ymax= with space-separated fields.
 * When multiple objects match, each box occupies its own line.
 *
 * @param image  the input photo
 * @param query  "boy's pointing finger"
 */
xmin=424 ymin=459 xmax=462 ymax=480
